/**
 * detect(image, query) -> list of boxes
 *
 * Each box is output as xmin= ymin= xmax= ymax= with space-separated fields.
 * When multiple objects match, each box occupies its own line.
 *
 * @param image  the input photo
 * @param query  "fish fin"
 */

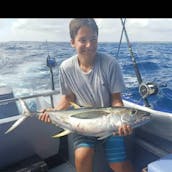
xmin=97 ymin=133 xmax=112 ymax=140
xmin=4 ymin=99 xmax=32 ymax=134
xmin=19 ymin=99 xmax=31 ymax=116
xmin=5 ymin=116 xmax=28 ymax=134
xmin=69 ymin=101 xmax=80 ymax=109
xmin=52 ymin=129 xmax=71 ymax=138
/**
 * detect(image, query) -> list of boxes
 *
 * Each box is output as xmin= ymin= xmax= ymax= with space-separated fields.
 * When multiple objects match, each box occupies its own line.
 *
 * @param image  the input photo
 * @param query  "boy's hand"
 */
xmin=114 ymin=124 xmax=133 ymax=136
xmin=38 ymin=109 xmax=52 ymax=123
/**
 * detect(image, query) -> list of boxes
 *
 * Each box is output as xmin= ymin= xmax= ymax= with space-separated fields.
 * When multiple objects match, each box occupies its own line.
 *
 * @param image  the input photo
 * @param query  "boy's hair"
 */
xmin=69 ymin=18 xmax=98 ymax=40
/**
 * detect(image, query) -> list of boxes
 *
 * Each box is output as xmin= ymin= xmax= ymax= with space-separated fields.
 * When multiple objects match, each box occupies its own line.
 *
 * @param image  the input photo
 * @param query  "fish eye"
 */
xmin=131 ymin=109 xmax=137 ymax=115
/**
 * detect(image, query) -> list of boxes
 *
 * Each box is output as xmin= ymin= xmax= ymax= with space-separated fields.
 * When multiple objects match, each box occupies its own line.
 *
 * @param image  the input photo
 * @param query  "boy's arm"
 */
xmin=111 ymin=92 xmax=124 ymax=107
xmin=38 ymin=93 xmax=75 ymax=123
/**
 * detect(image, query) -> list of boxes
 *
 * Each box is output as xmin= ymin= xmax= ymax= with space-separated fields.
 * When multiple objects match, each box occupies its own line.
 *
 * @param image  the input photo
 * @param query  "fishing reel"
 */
xmin=139 ymin=82 xmax=159 ymax=99
xmin=46 ymin=55 xmax=57 ymax=68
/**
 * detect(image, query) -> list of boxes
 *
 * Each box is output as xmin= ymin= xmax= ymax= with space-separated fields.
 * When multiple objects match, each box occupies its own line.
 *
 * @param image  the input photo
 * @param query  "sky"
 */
xmin=0 ymin=18 xmax=172 ymax=42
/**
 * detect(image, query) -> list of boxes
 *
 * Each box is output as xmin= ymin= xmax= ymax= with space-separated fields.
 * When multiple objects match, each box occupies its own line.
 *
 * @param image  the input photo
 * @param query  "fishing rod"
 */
xmin=120 ymin=18 xmax=158 ymax=107
xmin=46 ymin=41 xmax=57 ymax=108
xmin=116 ymin=18 xmax=126 ymax=58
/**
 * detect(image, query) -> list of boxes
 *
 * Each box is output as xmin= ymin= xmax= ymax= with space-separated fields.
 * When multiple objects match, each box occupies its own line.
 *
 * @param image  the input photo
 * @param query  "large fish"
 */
xmin=5 ymin=99 xmax=151 ymax=140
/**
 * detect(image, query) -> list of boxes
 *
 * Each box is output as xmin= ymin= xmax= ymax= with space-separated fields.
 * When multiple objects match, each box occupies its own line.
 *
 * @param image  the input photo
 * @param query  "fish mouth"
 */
xmin=132 ymin=112 xmax=151 ymax=126
xmin=139 ymin=113 xmax=151 ymax=120
xmin=132 ymin=116 xmax=151 ymax=128
xmin=142 ymin=112 xmax=151 ymax=118
xmin=136 ymin=114 xmax=151 ymax=124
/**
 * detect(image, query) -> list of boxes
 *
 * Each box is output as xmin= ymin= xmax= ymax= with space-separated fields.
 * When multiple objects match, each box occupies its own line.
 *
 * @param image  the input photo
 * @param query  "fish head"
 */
xmin=120 ymin=108 xmax=151 ymax=128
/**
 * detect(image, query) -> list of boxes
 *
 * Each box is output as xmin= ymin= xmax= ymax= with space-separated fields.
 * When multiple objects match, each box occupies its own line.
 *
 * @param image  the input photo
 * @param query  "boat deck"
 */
xmin=49 ymin=162 xmax=76 ymax=172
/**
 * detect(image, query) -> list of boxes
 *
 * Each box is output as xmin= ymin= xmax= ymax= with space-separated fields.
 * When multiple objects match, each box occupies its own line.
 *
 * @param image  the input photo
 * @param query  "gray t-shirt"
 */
xmin=59 ymin=52 xmax=125 ymax=107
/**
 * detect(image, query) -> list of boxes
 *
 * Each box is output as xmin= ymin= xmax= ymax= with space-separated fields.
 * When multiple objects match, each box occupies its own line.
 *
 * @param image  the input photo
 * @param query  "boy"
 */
xmin=39 ymin=18 xmax=134 ymax=172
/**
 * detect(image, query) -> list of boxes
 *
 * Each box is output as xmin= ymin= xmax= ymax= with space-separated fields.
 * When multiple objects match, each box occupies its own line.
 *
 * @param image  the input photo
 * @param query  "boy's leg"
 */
xmin=73 ymin=134 xmax=97 ymax=172
xmin=104 ymin=136 xmax=135 ymax=172
xmin=75 ymin=147 xmax=94 ymax=172
xmin=109 ymin=160 xmax=135 ymax=172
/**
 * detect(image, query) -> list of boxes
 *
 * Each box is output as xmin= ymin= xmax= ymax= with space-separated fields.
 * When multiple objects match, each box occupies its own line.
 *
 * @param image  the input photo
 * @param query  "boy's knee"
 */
xmin=74 ymin=147 xmax=94 ymax=165
xmin=109 ymin=160 xmax=135 ymax=172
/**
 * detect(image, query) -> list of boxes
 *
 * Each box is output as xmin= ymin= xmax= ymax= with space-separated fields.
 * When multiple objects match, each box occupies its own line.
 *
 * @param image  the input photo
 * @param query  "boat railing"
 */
xmin=0 ymin=90 xmax=60 ymax=105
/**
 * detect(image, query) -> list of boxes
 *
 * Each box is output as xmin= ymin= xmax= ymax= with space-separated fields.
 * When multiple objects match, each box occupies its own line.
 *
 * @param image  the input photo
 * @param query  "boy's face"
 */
xmin=71 ymin=26 xmax=98 ymax=59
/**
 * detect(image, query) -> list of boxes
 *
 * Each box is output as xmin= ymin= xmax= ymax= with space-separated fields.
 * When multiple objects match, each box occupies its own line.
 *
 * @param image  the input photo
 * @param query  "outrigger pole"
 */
xmin=120 ymin=18 xmax=151 ymax=107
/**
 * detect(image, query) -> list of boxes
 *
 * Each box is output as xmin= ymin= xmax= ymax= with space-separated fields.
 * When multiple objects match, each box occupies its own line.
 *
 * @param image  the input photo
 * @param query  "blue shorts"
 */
xmin=73 ymin=134 xmax=127 ymax=163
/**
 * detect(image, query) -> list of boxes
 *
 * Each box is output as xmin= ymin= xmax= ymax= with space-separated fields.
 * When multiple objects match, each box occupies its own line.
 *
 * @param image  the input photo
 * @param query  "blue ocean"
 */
xmin=0 ymin=41 xmax=172 ymax=114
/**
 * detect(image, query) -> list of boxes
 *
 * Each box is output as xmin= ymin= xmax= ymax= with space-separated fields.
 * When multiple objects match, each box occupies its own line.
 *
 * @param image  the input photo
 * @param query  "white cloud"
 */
xmin=95 ymin=19 xmax=123 ymax=42
xmin=6 ymin=18 xmax=71 ymax=42
xmin=125 ymin=18 xmax=172 ymax=42
xmin=127 ymin=19 xmax=150 ymax=27
xmin=0 ymin=18 xmax=172 ymax=42
xmin=12 ymin=18 xmax=70 ymax=32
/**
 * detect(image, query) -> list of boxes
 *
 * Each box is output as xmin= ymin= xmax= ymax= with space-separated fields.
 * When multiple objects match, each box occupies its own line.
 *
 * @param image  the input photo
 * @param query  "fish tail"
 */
xmin=69 ymin=101 xmax=80 ymax=109
xmin=5 ymin=99 xmax=32 ymax=134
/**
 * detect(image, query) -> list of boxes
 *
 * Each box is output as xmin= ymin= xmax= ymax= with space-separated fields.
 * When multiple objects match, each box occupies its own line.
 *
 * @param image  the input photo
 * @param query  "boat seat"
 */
xmin=0 ymin=86 xmax=19 ymax=118
xmin=148 ymin=154 xmax=172 ymax=172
